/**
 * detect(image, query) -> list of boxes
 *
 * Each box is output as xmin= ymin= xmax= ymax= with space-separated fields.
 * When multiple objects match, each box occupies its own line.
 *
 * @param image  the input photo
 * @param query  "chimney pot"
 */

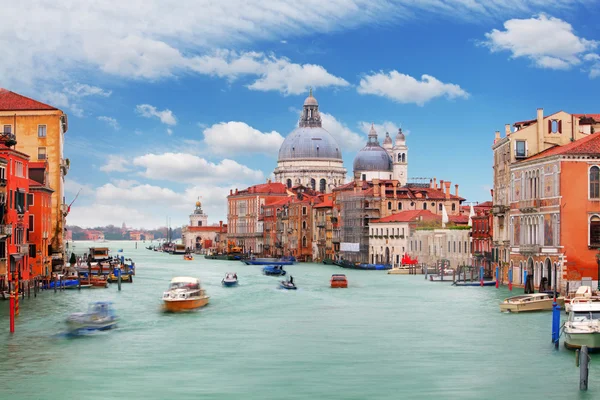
xmin=433 ymin=177 xmax=437 ymax=189
xmin=439 ymin=180 xmax=444 ymax=191
xmin=444 ymin=181 xmax=451 ymax=199
xmin=505 ymin=124 xmax=511 ymax=136
xmin=455 ymin=184 xmax=459 ymax=197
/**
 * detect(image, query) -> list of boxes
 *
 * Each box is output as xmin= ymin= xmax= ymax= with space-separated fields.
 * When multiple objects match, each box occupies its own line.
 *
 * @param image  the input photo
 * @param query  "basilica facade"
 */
xmin=273 ymin=90 xmax=346 ymax=193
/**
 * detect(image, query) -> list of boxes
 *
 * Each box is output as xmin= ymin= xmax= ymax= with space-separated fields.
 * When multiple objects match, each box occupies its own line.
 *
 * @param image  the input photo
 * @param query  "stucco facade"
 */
xmin=410 ymin=228 xmax=472 ymax=270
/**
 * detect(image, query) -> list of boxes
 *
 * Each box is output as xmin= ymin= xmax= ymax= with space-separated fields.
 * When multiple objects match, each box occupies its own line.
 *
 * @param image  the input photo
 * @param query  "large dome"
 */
xmin=353 ymin=145 xmax=392 ymax=172
xmin=278 ymin=127 xmax=342 ymax=160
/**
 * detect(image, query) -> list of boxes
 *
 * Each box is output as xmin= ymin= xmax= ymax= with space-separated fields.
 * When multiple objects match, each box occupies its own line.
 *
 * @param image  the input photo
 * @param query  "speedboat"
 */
xmin=263 ymin=265 xmax=286 ymax=276
xmin=330 ymin=274 xmax=348 ymax=288
xmin=183 ymin=254 xmax=194 ymax=261
xmin=162 ymin=277 xmax=210 ymax=312
xmin=66 ymin=302 xmax=118 ymax=333
xmin=564 ymin=302 xmax=600 ymax=350
xmin=280 ymin=279 xmax=297 ymax=290
xmin=499 ymin=293 xmax=554 ymax=313
xmin=222 ymin=273 xmax=238 ymax=287
xmin=563 ymin=286 xmax=600 ymax=313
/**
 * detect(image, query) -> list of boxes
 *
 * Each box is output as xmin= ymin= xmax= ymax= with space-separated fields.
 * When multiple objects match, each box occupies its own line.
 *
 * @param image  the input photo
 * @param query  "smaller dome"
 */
xmin=353 ymin=146 xmax=393 ymax=172
xmin=396 ymin=128 xmax=405 ymax=142
xmin=383 ymin=132 xmax=392 ymax=146
xmin=196 ymin=200 xmax=202 ymax=207
xmin=304 ymin=87 xmax=318 ymax=106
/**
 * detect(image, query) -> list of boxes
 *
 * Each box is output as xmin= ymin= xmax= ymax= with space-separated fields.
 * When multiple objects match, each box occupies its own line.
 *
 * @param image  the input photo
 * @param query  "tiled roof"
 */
xmin=573 ymin=114 xmax=600 ymax=121
xmin=186 ymin=225 xmax=226 ymax=232
xmin=371 ymin=210 xmax=440 ymax=223
xmin=313 ymin=199 xmax=334 ymax=208
xmin=524 ymin=133 xmax=600 ymax=162
xmin=332 ymin=181 xmax=355 ymax=192
xmin=449 ymin=215 xmax=470 ymax=224
xmin=0 ymin=88 xmax=57 ymax=111
xmin=266 ymin=197 xmax=291 ymax=206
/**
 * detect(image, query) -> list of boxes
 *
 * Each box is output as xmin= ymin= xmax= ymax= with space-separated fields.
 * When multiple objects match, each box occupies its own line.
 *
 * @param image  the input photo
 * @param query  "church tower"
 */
xmin=190 ymin=199 xmax=208 ymax=227
xmin=392 ymin=128 xmax=408 ymax=185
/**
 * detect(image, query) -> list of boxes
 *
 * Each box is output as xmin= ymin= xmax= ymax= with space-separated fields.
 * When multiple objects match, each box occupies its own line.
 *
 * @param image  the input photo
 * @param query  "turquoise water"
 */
xmin=0 ymin=241 xmax=597 ymax=399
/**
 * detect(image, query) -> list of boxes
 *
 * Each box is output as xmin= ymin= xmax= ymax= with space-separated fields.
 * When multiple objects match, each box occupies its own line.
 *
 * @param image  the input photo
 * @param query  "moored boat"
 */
xmin=107 ymin=269 xmax=133 ymax=283
xmin=263 ymin=265 xmax=286 ymax=276
xmin=162 ymin=277 xmax=209 ymax=312
xmin=388 ymin=266 xmax=411 ymax=275
xmin=453 ymin=280 xmax=496 ymax=287
xmin=499 ymin=293 xmax=554 ymax=313
xmin=66 ymin=302 xmax=118 ymax=333
xmin=222 ymin=273 xmax=238 ymax=287
xmin=244 ymin=257 xmax=295 ymax=265
xmin=564 ymin=302 xmax=600 ymax=350
xmin=330 ymin=274 xmax=348 ymax=288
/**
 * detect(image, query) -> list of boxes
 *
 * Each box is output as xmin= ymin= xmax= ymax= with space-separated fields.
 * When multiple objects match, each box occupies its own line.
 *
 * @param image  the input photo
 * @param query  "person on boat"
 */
xmin=233 ymin=273 xmax=237 ymax=279
xmin=289 ymin=275 xmax=294 ymax=284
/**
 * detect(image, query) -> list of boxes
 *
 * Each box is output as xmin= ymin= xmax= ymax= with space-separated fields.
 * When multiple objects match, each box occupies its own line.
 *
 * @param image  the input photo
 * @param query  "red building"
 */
xmin=28 ymin=161 xmax=53 ymax=278
xmin=469 ymin=201 xmax=494 ymax=275
xmin=260 ymin=197 xmax=291 ymax=257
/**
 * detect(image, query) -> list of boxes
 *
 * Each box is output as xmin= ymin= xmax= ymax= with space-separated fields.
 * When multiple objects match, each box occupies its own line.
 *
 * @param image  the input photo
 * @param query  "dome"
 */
xmin=304 ymin=95 xmax=318 ymax=106
xmin=278 ymin=127 xmax=342 ymax=160
xmin=353 ymin=145 xmax=393 ymax=172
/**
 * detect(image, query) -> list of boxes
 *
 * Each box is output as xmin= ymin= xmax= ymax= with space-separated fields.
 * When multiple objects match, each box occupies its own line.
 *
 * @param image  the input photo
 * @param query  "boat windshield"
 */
xmin=169 ymin=282 xmax=200 ymax=290
xmin=570 ymin=311 xmax=600 ymax=321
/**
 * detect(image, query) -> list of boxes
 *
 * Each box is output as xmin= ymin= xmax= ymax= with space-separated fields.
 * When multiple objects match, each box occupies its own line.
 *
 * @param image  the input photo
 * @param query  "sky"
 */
xmin=2 ymin=0 xmax=599 ymax=229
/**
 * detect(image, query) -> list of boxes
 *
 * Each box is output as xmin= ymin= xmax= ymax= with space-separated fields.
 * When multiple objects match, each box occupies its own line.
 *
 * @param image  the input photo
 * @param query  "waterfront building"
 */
xmin=0 ymin=89 xmax=69 ymax=270
xmin=28 ymin=162 xmax=54 ymax=278
xmin=354 ymin=125 xmax=408 ymax=185
xmin=410 ymin=226 xmax=472 ymax=270
xmin=0 ymin=139 xmax=32 ymax=285
xmin=313 ymin=194 xmax=335 ymax=262
xmin=286 ymin=188 xmax=319 ymax=262
xmin=491 ymin=109 xmax=600 ymax=282
xmin=227 ymin=181 xmax=289 ymax=254
xmin=468 ymin=201 xmax=493 ymax=276
xmin=83 ymin=230 xmax=104 ymax=241
xmin=181 ymin=200 xmax=227 ymax=253
xmin=260 ymin=197 xmax=290 ymax=257
xmin=507 ymin=132 xmax=600 ymax=292
xmin=273 ymin=90 xmax=346 ymax=192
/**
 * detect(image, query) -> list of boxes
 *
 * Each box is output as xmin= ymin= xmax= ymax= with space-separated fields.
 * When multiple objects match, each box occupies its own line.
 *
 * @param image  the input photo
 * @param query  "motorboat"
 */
xmin=564 ymin=302 xmax=600 ymax=350
xmin=499 ymin=293 xmax=554 ymax=313
xmin=263 ymin=265 xmax=287 ymax=276
xmin=162 ymin=277 xmax=209 ymax=312
xmin=563 ymin=286 xmax=600 ymax=313
xmin=222 ymin=273 xmax=238 ymax=287
xmin=453 ymin=280 xmax=496 ymax=287
xmin=330 ymin=274 xmax=348 ymax=288
xmin=66 ymin=302 xmax=118 ymax=333
xmin=244 ymin=256 xmax=296 ymax=265
xmin=183 ymin=254 xmax=194 ymax=261
xmin=388 ymin=266 xmax=411 ymax=275
xmin=107 ymin=268 xmax=133 ymax=283
xmin=428 ymin=272 xmax=455 ymax=282
xmin=280 ymin=278 xmax=297 ymax=290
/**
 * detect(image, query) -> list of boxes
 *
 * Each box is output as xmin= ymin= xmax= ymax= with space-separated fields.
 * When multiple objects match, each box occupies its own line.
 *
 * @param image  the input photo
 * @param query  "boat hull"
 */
xmin=279 ymin=282 xmax=297 ymax=290
xmin=245 ymin=260 xmax=294 ymax=265
xmin=66 ymin=320 xmax=118 ymax=332
xmin=388 ymin=268 xmax=410 ymax=275
xmin=499 ymin=299 xmax=554 ymax=313
xmin=453 ymin=281 xmax=496 ymax=287
xmin=163 ymin=297 xmax=209 ymax=312
xmin=564 ymin=332 xmax=600 ymax=350
xmin=222 ymin=280 xmax=238 ymax=287
xmin=330 ymin=281 xmax=348 ymax=288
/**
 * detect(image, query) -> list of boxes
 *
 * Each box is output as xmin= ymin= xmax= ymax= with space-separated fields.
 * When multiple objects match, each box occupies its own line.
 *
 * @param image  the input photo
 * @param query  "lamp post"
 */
xmin=596 ymin=248 xmax=600 ymax=292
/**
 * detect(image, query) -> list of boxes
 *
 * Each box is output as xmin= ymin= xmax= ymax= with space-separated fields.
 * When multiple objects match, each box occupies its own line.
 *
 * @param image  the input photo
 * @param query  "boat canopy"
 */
xmin=170 ymin=277 xmax=200 ymax=284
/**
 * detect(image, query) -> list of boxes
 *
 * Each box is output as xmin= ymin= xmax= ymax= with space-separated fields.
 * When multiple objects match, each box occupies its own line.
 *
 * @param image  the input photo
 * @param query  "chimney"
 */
xmin=537 ymin=108 xmax=544 ymax=153
xmin=267 ymin=178 xmax=271 ymax=184
xmin=230 ymin=189 xmax=233 ymax=195
xmin=432 ymin=177 xmax=437 ymax=189
xmin=429 ymin=178 xmax=433 ymax=188
xmin=494 ymin=131 xmax=500 ymax=144
xmin=455 ymin=184 xmax=459 ymax=197
xmin=505 ymin=124 xmax=511 ymax=136
xmin=573 ymin=114 xmax=579 ymax=141
xmin=439 ymin=180 xmax=444 ymax=191
xmin=444 ymin=181 xmax=451 ymax=199
xmin=235 ymin=189 xmax=238 ymax=195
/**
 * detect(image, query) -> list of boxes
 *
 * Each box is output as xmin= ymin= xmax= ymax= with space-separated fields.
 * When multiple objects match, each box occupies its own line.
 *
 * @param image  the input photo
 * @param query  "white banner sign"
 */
xmin=340 ymin=242 xmax=360 ymax=252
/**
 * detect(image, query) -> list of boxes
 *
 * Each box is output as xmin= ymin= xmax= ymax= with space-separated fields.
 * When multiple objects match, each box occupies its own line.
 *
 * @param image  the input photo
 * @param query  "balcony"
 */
xmin=60 ymin=158 xmax=70 ymax=176
xmin=519 ymin=199 xmax=540 ymax=213
xmin=18 ymin=244 xmax=29 ymax=254
xmin=519 ymin=244 xmax=541 ymax=255
xmin=491 ymin=205 xmax=510 ymax=215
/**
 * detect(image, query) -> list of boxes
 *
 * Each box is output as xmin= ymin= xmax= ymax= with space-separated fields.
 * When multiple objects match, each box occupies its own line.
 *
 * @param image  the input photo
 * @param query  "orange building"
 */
xmin=509 ymin=133 xmax=600 ymax=292
xmin=260 ymin=197 xmax=290 ymax=257
xmin=28 ymin=162 xmax=53 ymax=278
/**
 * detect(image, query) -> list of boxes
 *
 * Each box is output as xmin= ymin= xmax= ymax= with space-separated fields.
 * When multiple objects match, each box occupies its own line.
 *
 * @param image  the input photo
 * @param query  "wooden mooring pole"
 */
xmin=579 ymin=346 xmax=589 ymax=391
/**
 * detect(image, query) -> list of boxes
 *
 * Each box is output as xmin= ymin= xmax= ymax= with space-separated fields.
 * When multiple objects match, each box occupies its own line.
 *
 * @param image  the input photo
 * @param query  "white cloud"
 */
xmin=133 ymin=153 xmax=264 ymax=184
xmin=203 ymin=121 xmax=284 ymax=155
xmin=41 ymin=82 xmax=112 ymax=117
xmin=167 ymin=128 xmax=173 ymax=135
xmin=358 ymin=121 xmax=401 ymax=138
xmin=135 ymin=104 xmax=177 ymax=126
xmin=98 ymin=116 xmax=120 ymax=130
xmin=320 ymin=112 xmax=365 ymax=151
xmin=64 ymin=83 xmax=112 ymax=98
xmin=482 ymin=14 xmax=598 ymax=71
xmin=96 ymin=182 xmax=180 ymax=205
xmin=64 ymin=178 xmax=95 ymax=197
xmin=357 ymin=71 xmax=469 ymax=105
xmin=41 ymin=91 xmax=84 ymax=118
xmin=99 ymin=155 xmax=130 ymax=173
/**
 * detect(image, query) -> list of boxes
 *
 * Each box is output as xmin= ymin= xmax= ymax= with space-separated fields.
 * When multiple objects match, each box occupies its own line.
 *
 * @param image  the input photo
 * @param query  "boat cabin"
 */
xmin=569 ymin=303 xmax=600 ymax=322
xmin=330 ymin=274 xmax=348 ymax=288
xmin=89 ymin=247 xmax=110 ymax=261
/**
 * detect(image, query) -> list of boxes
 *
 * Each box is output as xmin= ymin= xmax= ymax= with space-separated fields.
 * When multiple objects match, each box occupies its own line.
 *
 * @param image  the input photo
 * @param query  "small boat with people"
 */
xmin=263 ymin=265 xmax=287 ymax=276
xmin=66 ymin=301 xmax=118 ymax=333
xmin=162 ymin=277 xmax=210 ymax=312
xmin=222 ymin=273 xmax=239 ymax=287
xmin=563 ymin=302 xmax=600 ymax=350
xmin=244 ymin=256 xmax=296 ymax=266
xmin=330 ymin=274 xmax=348 ymax=288
xmin=279 ymin=276 xmax=297 ymax=290
xmin=499 ymin=293 xmax=555 ymax=313
xmin=183 ymin=253 xmax=194 ymax=261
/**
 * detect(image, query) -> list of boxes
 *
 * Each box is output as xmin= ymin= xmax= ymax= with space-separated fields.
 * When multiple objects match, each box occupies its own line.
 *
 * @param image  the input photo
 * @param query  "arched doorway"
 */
xmin=195 ymin=236 xmax=202 ymax=250
xmin=545 ymin=258 xmax=552 ymax=287
xmin=385 ymin=247 xmax=390 ymax=264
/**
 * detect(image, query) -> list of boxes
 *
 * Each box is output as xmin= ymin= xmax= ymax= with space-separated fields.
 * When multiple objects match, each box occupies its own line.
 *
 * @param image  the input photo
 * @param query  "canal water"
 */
xmin=0 ymin=241 xmax=597 ymax=399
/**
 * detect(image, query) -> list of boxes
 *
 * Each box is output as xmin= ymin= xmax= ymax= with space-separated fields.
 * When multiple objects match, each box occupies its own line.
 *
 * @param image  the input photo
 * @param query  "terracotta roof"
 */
xmin=0 ymin=88 xmax=57 ymax=111
xmin=449 ymin=215 xmax=470 ymax=224
xmin=371 ymin=210 xmax=440 ymax=223
xmin=513 ymin=118 xmax=536 ymax=127
xmin=186 ymin=225 xmax=226 ymax=232
xmin=313 ymin=199 xmax=334 ymax=208
xmin=573 ymin=114 xmax=600 ymax=121
xmin=332 ymin=181 xmax=355 ymax=192
xmin=266 ymin=197 xmax=291 ymax=207
xmin=524 ymin=133 xmax=600 ymax=162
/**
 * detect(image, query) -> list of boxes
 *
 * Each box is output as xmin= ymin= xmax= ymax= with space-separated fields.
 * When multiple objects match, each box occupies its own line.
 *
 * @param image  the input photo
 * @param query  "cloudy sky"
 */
xmin=3 ymin=1 xmax=599 ymax=229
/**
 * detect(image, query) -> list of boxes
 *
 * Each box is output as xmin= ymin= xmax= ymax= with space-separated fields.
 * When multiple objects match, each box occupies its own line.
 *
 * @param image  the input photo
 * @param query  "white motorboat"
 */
xmin=388 ymin=266 xmax=411 ymax=275
xmin=66 ymin=302 xmax=118 ymax=332
xmin=564 ymin=302 xmax=600 ymax=350
xmin=222 ymin=273 xmax=238 ymax=287
xmin=563 ymin=286 xmax=600 ymax=313
xmin=499 ymin=293 xmax=555 ymax=313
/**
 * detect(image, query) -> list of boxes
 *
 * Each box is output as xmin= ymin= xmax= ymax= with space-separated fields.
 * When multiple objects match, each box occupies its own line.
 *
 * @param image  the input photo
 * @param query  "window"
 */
xmin=590 ymin=166 xmax=600 ymax=199
xmin=590 ymin=215 xmax=600 ymax=247
xmin=451 ymin=203 xmax=456 ymax=212
xmin=38 ymin=147 xmax=47 ymax=160
xmin=29 ymin=243 xmax=37 ymax=258
xmin=423 ymin=203 xmax=427 ymax=210
xmin=302 ymin=236 xmax=307 ymax=248
xmin=388 ymin=201 xmax=392 ymax=210
xmin=9 ymin=190 xmax=12 ymax=209
xmin=28 ymin=215 xmax=34 ymax=232
xmin=15 ymin=191 xmax=25 ymax=214
xmin=302 ymin=221 xmax=307 ymax=230
xmin=310 ymin=178 xmax=316 ymax=190
xmin=0 ymin=241 xmax=5 ymax=259
xmin=516 ymin=140 xmax=527 ymax=158
xmin=398 ymin=202 xmax=402 ymax=210
xmin=286 ymin=179 xmax=292 ymax=189
xmin=38 ymin=125 xmax=47 ymax=138
xmin=302 ymin=207 xmax=307 ymax=216
xmin=3 ymin=125 xmax=11 ymax=134
xmin=362 ymin=174 xmax=366 ymax=181
xmin=439 ymin=204 xmax=442 ymax=211
xmin=319 ymin=179 xmax=326 ymax=193
xmin=27 ymin=193 xmax=34 ymax=208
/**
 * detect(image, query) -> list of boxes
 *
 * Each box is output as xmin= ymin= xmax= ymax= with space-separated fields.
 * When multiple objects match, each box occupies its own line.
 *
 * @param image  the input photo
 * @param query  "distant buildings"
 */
xmin=181 ymin=201 xmax=227 ymax=252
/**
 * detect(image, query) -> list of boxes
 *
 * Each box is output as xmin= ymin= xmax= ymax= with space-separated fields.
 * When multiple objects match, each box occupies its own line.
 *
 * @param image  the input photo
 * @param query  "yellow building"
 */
xmin=0 ymin=88 xmax=69 ymax=268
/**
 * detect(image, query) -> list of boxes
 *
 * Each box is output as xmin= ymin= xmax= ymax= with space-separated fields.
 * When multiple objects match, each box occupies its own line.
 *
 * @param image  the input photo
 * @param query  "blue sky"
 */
xmin=3 ymin=1 xmax=599 ymax=228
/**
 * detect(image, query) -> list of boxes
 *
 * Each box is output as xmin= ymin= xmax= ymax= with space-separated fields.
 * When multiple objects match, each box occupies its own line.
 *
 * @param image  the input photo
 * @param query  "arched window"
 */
xmin=401 ymin=153 xmax=406 ymax=163
xmin=310 ymin=178 xmax=316 ymax=190
xmin=319 ymin=178 xmax=326 ymax=193
xmin=388 ymin=201 xmax=392 ymax=210
xmin=423 ymin=202 xmax=427 ymax=210
xmin=286 ymin=179 xmax=292 ymax=189
xmin=397 ymin=153 xmax=402 ymax=162
xmin=438 ymin=203 xmax=442 ymax=211
xmin=302 ymin=221 xmax=307 ymax=230
xmin=590 ymin=166 xmax=600 ymax=198
xmin=451 ymin=203 xmax=456 ymax=211
xmin=398 ymin=202 xmax=402 ymax=210
xmin=302 ymin=236 xmax=307 ymax=248
xmin=590 ymin=215 xmax=600 ymax=247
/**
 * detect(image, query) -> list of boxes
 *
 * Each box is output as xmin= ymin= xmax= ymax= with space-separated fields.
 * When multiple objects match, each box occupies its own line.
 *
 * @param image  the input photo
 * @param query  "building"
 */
xmin=507 ymin=132 xmax=600 ymax=292
xmin=354 ymin=125 xmax=408 ymax=185
xmin=313 ymin=194 xmax=335 ymax=262
xmin=0 ymin=88 xmax=69 ymax=270
xmin=492 ymin=109 xmax=600 ymax=280
xmin=260 ymin=197 xmax=291 ymax=257
xmin=182 ymin=201 xmax=227 ymax=253
xmin=227 ymin=181 xmax=289 ymax=254
xmin=369 ymin=210 xmax=438 ymax=267
xmin=286 ymin=189 xmax=318 ymax=262
xmin=83 ymin=230 xmax=104 ymax=241
xmin=28 ymin=161 xmax=53 ymax=278
xmin=469 ymin=201 xmax=493 ymax=276
xmin=273 ymin=90 xmax=346 ymax=192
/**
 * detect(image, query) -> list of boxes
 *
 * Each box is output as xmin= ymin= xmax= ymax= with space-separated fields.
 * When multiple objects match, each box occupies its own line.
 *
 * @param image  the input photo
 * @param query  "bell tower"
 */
xmin=392 ymin=128 xmax=408 ymax=186
xmin=190 ymin=198 xmax=208 ymax=227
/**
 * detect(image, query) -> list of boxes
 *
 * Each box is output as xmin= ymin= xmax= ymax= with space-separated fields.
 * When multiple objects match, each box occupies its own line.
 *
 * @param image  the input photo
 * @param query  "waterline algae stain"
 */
xmin=0 ymin=241 xmax=596 ymax=399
